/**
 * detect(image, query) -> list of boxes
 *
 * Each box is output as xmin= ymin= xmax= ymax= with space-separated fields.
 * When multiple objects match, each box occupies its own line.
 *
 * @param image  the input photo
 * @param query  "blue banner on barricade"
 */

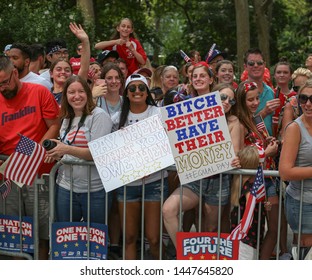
xmin=0 ymin=214 xmax=34 ymax=253
xmin=51 ymin=222 xmax=108 ymax=260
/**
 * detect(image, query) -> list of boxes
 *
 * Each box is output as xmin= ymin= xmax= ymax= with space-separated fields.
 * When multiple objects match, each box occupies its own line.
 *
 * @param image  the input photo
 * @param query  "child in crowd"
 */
xmin=95 ymin=18 xmax=147 ymax=76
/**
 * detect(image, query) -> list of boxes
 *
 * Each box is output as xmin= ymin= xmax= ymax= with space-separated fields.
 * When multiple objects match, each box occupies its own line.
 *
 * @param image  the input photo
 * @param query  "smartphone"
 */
xmin=95 ymin=79 xmax=106 ymax=86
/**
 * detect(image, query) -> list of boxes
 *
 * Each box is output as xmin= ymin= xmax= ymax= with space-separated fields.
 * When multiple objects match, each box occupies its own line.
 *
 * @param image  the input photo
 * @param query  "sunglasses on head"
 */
xmin=220 ymin=93 xmax=236 ymax=105
xmin=298 ymin=94 xmax=312 ymax=104
xmin=247 ymin=60 xmax=264 ymax=67
xmin=128 ymin=84 xmax=146 ymax=93
xmin=292 ymin=85 xmax=300 ymax=92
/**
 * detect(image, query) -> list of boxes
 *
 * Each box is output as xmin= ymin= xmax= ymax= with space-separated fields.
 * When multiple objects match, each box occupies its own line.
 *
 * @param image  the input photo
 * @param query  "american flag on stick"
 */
xmin=0 ymin=135 xmax=46 ymax=186
xmin=205 ymin=43 xmax=216 ymax=63
xmin=227 ymin=165 xmax=265 ymax=240
xmin=254 ymin=114 xmax=269 ymax=139
xmin=0 ymin=179 xmax=12 ymax=199
xmin=180 ymin=50 xmax=192 ymax=63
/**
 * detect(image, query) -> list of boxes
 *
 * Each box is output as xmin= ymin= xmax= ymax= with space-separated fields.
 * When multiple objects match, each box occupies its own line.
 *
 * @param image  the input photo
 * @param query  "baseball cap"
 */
xmin=133 ymin=67 xmax=152 ymax=78
xmin=4 ymin=44 xmax=12 ymax=52
xmin=125 ymin=74 xmax=148 ymax=88
xmin=205 ymin=49 xmax=227 ymax=64
xmin=97 ymin=50 xmax=119 ymax=65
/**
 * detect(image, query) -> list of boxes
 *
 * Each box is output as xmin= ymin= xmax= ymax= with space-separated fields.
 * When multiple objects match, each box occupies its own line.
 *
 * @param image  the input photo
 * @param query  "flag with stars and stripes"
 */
xmin=0 ymin=179 xmax=11 ymax=199
xmin=180 ymin=50 xmax=192 ymax=63
xmin=0 ymin=135 xmax=46 ymax=186
xmin=254 ymin=114 xmax=269 ymax=139
xmin=227 ymin=165 xmax=265 ymax=240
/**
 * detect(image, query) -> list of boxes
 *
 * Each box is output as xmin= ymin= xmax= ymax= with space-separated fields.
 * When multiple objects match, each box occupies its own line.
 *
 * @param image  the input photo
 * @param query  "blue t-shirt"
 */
xmin=256 ymin=83 xmax=274 ymax=136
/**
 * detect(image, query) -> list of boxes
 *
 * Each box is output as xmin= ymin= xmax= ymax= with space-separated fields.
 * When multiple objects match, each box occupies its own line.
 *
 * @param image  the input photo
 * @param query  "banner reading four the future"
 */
xmin=160 ymin=91 xmax=235 ymax=185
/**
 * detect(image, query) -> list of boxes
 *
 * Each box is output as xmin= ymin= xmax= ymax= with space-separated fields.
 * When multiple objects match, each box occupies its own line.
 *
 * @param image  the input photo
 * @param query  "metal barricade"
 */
xmin=0 ymin=154 xmax=47 ymax=260
xmin=1 ymin=153 xmax=303 ymax=260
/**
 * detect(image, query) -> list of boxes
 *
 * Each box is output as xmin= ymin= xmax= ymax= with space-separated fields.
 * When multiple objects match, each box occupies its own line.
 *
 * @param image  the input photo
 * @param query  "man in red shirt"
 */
xmin=0 ymin=56 xmax=60 ymax=259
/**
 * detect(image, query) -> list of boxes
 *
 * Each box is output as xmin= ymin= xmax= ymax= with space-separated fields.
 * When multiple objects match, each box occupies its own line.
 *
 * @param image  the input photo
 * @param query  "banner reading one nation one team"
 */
xmin=160 ymin=91 xmax=235 ymax=185
xmin=88 ymin=114 xmax=174 ymax=192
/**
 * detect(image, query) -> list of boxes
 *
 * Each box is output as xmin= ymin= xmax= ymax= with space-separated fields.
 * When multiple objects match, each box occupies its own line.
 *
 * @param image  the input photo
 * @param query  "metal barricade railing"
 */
xmin=2 ymin=152 xmax=307 ymax=260
xmin=0 ymin=154 xmax=48 ymax=260
xmin=48 ymin=159 xmax=110 ymax=260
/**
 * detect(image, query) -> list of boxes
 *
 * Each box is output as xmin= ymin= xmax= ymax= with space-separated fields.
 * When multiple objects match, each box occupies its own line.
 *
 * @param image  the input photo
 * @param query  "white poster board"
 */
xmin=88 ymin=114 xmax=174 ymax=192
xmin=160 ymin=91 xmax=235 ymax=185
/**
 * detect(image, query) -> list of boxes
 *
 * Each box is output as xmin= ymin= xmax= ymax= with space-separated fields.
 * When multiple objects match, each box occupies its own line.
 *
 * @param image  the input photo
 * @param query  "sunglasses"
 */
xmin=298 ymin=94 xmax=312 ymax=104
xmin=247 ymin=60 xmax=264 ymax=67
xmin=220 ymin=93 xmax=236 ymax=105
xmin=128 ymin=84 xmax=146 ymax=93
xmin=292 ymin=85 xmax=300 ymax=92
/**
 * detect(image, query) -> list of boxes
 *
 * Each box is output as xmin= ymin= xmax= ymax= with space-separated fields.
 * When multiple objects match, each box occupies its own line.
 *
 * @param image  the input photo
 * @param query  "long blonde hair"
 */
xmin=231 ymin=146 xmax=259 ymax=207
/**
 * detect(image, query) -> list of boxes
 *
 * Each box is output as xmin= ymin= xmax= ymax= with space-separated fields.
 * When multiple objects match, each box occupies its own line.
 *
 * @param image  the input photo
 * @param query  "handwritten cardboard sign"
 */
xmin=88 ymin=114 xmax=174 ymax=192
xmin=160 ymin=91 xmax=235 ymax=185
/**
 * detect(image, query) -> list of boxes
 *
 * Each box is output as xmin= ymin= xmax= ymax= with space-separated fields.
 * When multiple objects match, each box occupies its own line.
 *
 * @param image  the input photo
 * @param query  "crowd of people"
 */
xmin=1 ymin=17 xmax=312 ymax=261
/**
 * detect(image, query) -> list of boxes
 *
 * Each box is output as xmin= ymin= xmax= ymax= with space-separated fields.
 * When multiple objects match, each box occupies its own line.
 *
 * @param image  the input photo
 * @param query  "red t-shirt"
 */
xmin=0 ymin=82 xmax=60 ymax=174
xmin=69 ymin=56 xmax=96 ymax=75
xmin=106 ymin=38 xmax=147 ymax=76
xmin=272 ymin=87 xmax=297 ymax=137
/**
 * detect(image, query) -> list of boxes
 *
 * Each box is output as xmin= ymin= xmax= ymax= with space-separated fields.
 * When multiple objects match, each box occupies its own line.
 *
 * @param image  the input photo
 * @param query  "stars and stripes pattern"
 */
xmin=180 ymin=50 xmax=192 ymax=63
xmin=205 ymin=43 xmax=216 ymax=63
xmin=227 ymin=165 xmax=265 ymax=240
xmin=66 ymin=130 xmax=88 ymax=147
xmin=0 ymin=179 xmax=12 ymax=199
xmin=254 ymin=114 xmax=269 ymax=139
xmin=2 ymin=135 xmax=46 ymax=186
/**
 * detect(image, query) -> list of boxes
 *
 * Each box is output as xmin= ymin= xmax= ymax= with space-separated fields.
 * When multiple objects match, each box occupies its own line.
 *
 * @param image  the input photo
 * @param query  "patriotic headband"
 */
xmin=244 ymin=82 xmax=257 ymax=93
xmin=48 ymin=45 xmax=66 ymax=55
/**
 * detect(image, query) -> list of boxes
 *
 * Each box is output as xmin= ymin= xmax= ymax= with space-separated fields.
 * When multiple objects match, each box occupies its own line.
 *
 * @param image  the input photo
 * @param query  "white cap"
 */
xmin=125 ymin=74 xmax=148 ymax=88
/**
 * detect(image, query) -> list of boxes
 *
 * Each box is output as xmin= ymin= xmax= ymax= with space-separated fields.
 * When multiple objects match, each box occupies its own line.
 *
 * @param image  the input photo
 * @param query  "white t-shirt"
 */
xmin=113 ymin=105 xmax=167 ymax=186
xmin=21 ymin=71 xmax=52 ymax=91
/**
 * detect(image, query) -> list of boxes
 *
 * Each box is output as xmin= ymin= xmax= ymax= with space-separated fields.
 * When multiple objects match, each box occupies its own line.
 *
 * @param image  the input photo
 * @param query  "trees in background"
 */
xmin=0 ymin=0 xmax=311 ymax=78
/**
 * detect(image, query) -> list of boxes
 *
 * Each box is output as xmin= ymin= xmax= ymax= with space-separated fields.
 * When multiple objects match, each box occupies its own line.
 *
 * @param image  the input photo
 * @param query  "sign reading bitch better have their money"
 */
xmin=88 ymin=114 xmax=174 ymax=192
xmin=160 ymin=91 xmax=235 ymax=185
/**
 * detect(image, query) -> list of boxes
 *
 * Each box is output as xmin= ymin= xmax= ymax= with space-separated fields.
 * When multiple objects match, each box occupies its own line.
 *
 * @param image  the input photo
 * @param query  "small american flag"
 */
xmin=180 ymin=50 xmax=192 ymax=63
xmin=205 ymin=43 xmax=216 ymax=63
xmin=254 ymin=114 xmax=269 ymax=138
xmin=227 ymin=165 xmax=265 ymax=240
xmin=0 ymin=179 xmax=11 ymax=199
xmin=2 ymin=135 xmax=46 ymax=186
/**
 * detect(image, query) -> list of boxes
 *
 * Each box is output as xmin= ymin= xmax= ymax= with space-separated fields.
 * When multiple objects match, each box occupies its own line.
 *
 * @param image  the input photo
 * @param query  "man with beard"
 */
xmin=0 ymin=56 xmax=60 ymax=259
xmin=8 ymin=43 xmax=52 ymax=91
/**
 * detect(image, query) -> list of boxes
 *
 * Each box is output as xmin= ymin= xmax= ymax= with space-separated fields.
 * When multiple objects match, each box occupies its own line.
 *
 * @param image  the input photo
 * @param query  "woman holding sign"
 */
xmin=163 ymin=63 xmax=238 ymax=249
xmin=46 ymin=76 xmax=113 ymax=225
xmin=114 ymin=73 xmax=168 ymax=260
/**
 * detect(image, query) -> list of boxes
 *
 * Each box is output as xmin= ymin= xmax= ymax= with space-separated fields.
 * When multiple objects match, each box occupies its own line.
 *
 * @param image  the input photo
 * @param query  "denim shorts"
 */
xmin=285 ymin=192 xmax=312 ymax=234
xmin=265 ymin=177 xmax=277 ymax=197
xmin=55 ymin=184 xmax=111 ymax=224
xmin=183 ymin=174 xmax=230 ymax=206
xmin=117 ymin=178 xmax=168 ymax=202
